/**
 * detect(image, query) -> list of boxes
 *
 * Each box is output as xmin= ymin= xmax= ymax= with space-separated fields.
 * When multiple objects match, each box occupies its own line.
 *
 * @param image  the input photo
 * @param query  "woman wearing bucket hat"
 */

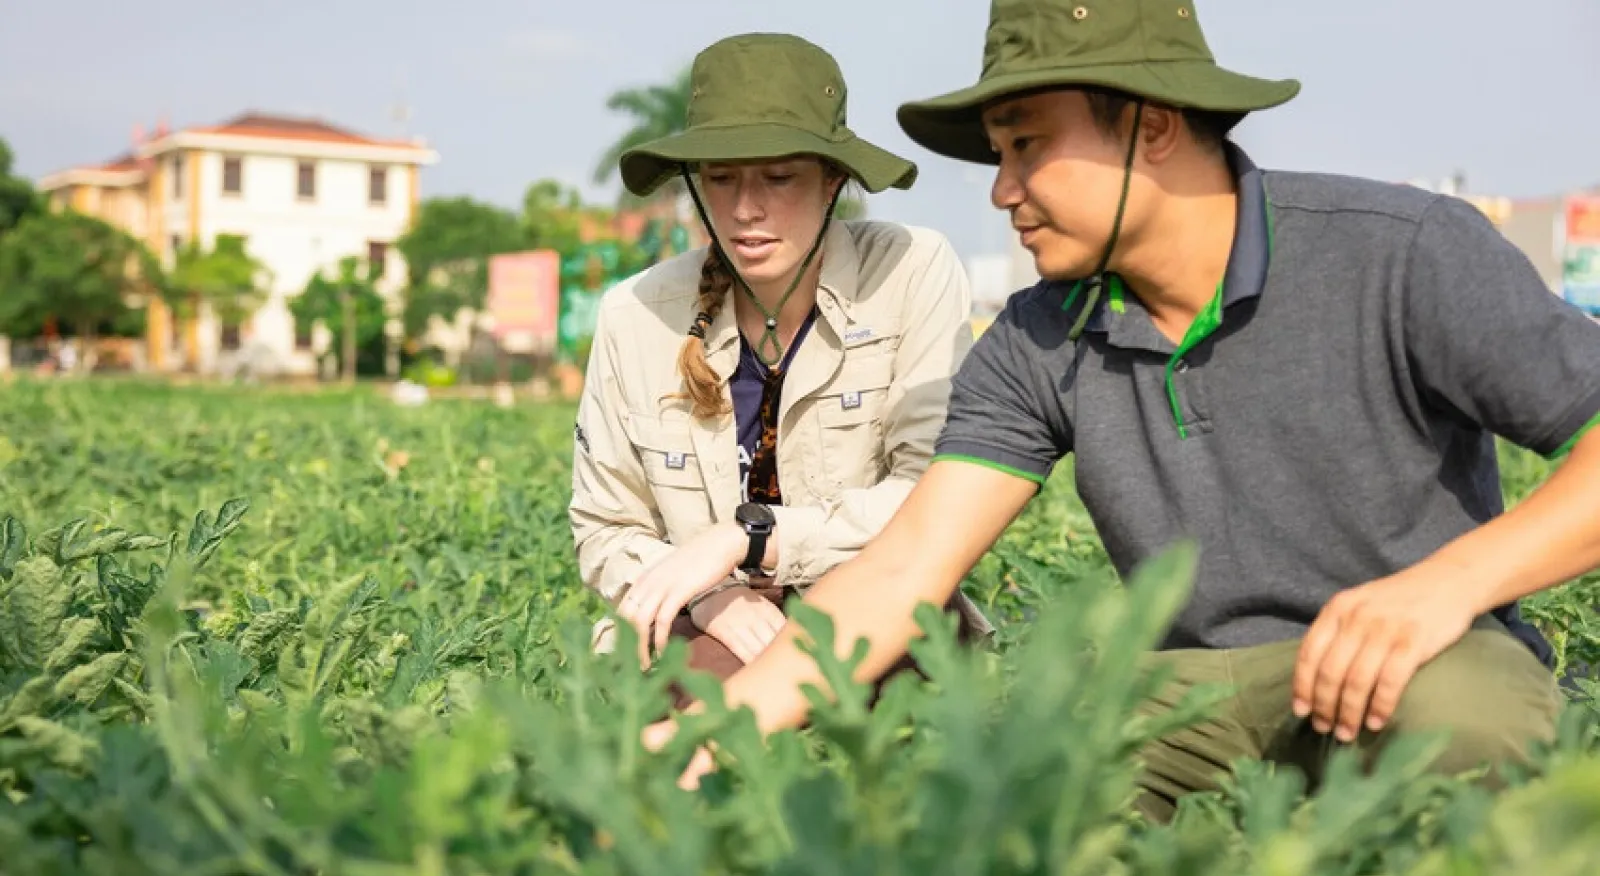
xmin=650 ymin=0 xmax=1598 ymax=822
xmin=569 ymin=33 xmax=992 ymax=703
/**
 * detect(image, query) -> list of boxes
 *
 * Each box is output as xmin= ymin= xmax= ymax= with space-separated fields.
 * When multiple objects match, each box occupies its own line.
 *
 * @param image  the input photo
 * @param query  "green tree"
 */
xmin=593 ymin=66 xmax=692 ymax=204
xmin=0 ymin=137 xmax=41 ymax=238
xmin=522 ymin=179 xmax=585 ymax=254
xmin=395 ymin=196 xmax=526 ymax=340
xmin=290 ymin=256 xmax=387 ymax=381
xmin=166 ymin=234 xmax=272 ymax=328
xmin=0 ymin=210 xmax=161 ymax=369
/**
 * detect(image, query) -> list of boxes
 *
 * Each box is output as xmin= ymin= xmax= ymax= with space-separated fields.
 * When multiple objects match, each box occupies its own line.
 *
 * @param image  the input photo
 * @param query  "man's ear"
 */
xmin=1139 ymin=103 xmax=1185 ymax=165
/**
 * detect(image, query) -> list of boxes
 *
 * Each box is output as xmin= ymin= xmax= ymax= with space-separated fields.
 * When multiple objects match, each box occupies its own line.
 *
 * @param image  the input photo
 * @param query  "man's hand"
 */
xmin=619 ymin=523 xmax=748 ymax=665
xmin=690 ymin=586 xmax=786 ymax=665
xmin=1292 ymin=570 xmax=1479 ymax=742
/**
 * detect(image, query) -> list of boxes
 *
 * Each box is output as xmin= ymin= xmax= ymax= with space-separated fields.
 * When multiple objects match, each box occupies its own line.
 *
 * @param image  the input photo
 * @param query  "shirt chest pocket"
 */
xmin=626 ymin=413 xmax=706 ymax=494
xmin=813 ymin=348 xmax=895 ymax=486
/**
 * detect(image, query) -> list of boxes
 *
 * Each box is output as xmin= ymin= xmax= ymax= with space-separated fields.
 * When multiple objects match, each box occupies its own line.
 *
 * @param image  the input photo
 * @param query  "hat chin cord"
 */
xmin=679 ymin=166 xmax=843 ymax=366
xmin=1068 ymin=99 xmax=1145 ymax=342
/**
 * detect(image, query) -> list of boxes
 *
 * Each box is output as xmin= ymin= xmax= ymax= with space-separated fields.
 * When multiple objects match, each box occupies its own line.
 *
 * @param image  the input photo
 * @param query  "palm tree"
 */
xmin=593 ymin=66 xmax=693 ymax=205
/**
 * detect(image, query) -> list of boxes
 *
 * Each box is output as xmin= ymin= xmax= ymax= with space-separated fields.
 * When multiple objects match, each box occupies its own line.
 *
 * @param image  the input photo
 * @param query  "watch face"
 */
xmin=738 ymin=502 xmax=776 ymax=526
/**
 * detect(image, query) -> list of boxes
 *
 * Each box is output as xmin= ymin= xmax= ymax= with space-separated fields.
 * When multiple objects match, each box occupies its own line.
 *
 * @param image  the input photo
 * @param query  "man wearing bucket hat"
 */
xmin=570 ymin=33 xmax=991 ymax=703
xmin=651 ymin=1 xmax=1600 ymax=820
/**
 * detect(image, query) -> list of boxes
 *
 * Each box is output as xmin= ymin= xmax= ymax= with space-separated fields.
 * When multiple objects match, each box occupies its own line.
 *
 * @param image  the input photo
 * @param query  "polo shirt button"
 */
xmin=1176 ymin=359 xmax=1190 ymax=373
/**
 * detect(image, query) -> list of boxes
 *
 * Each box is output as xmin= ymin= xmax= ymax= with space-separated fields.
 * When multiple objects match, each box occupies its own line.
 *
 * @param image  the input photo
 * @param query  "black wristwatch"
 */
xmin=734 ymin=502 xmax=776 ymax=574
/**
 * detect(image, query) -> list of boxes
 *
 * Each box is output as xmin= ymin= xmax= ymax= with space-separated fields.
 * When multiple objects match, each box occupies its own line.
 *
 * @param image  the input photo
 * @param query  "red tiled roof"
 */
xmin=97 ymin=152 xmax=143 ymax=173
xmin=187 ymin=112 xmax=425 ymax=150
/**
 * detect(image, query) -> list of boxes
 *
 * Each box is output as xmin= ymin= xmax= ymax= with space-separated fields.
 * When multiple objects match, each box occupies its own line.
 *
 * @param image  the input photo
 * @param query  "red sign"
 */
xmin=486 ymin=250 xmax=560 ymax=348
xmin=1566 ymin=196 xmax=1600 ymax=245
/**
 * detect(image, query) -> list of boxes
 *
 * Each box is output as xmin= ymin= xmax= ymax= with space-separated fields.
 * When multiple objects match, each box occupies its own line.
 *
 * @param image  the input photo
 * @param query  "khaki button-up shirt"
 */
xmin=569 ymin=219 xmax=993 ymax=640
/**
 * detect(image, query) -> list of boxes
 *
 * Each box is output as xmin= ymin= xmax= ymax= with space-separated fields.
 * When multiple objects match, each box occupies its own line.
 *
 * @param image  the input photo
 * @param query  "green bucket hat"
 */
xmin=897 ymin=0 xmax=1301 ymax=165
xmin=619 ymin=33 xmax=918 ymax=197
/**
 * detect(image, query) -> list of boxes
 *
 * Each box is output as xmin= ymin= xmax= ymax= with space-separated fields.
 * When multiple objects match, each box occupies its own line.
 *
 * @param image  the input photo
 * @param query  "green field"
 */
xmin=1 ymin=378 xmax=1596 ymax=874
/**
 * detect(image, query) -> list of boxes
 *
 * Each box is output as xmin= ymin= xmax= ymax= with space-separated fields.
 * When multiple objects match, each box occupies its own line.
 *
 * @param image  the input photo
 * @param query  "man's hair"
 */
xmin=1080 ymin=85 xmax=1244 ymax=154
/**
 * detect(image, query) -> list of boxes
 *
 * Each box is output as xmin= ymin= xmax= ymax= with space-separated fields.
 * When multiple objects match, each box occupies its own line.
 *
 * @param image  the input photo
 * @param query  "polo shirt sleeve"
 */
xmin=1403 ymin=193 xmax=1600 ymax=459
xmin=934 ymin=296 xmax=1069 ymax=485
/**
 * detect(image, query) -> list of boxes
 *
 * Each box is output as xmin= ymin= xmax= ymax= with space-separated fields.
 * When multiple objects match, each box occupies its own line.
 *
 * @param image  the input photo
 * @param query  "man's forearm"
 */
xmin=1420 ymin=429 xmax=1600 ymax=615
xmin=713 ymin=461 xmax=1038 ymax=736
xmin=721 ymin=547 xmax=930 ymax=734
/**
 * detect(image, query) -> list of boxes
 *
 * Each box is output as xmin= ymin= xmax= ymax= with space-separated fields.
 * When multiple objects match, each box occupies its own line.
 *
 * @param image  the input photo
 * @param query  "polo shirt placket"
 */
xmin=1058 ymin=153 xmax=1274 ymax=442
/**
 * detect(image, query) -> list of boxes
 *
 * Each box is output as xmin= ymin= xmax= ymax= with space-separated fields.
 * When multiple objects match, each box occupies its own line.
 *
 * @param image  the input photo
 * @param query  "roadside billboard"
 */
xmin=486 ymin=250 xmax=560 ymax=353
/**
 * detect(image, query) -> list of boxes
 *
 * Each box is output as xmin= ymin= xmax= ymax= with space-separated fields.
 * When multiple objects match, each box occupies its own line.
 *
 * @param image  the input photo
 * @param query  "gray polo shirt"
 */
xmin=938 ymin=145 xmax=1600 ymax=665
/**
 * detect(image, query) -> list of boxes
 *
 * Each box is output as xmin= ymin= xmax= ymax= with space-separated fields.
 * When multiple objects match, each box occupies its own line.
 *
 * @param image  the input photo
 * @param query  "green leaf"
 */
xmin=11 ymin=716 xmax=99 ymax=770
xmin=51 ymin=651 xmax=128 ymax=707
xmin=111 ymin=677 xmax=154 ymax=715
xmin=0 ymin=675 xmax=56 ymax=729
xmin=43 ymin=616 xmax=103 ymax=674
xmin=236 ymin=607 xmax=298 ymax=663
xmin=0 ymin=516 xmax=23 ymax=581
xmin=194 ymin=641 xmax=254 ymax=702
xmin=184 ymin=497 xmax=250 ymax=568
xmin=43 ymin=519 xmax=87 ymax=564
xmin=0 ymin=555 xmax=74 ymax=671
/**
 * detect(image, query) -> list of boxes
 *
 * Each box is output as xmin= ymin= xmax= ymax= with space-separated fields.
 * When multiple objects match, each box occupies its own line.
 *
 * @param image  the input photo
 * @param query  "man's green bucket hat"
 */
xmin=620 ymin=33 xmax=918 ymax=198
xmin=897 ymin=0 xmax=1301 ymax=165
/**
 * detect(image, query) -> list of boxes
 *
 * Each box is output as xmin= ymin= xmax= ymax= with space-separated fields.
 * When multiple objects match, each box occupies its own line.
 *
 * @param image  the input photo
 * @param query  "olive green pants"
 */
xmin=1133 ymin=615 xmax=1565 ymax=823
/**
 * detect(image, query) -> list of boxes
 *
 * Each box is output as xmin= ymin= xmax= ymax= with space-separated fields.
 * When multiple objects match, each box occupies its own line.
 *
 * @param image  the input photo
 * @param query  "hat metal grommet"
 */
xmin=1177 ymin=7 xmax=1191 ymax=18
xmin=824 ymin=85 xmax=837 ymax=97
xmin=1073 ymin=6 xmax=1089 ymax=20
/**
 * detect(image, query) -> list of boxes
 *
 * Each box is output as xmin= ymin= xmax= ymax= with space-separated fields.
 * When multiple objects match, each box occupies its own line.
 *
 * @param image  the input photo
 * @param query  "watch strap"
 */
xmin=739 ymin=527 xmax=769 ymax=573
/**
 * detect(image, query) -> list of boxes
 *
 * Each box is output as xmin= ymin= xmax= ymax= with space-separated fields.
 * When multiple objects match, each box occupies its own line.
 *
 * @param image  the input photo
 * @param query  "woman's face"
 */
xmin=699 ymin=157 xmax=843 ymax=289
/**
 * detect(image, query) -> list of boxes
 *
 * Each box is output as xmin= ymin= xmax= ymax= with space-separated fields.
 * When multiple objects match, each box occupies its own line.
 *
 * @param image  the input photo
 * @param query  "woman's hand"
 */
xmin=619 ymin=522 xmax=749 ymax=664
xmin=690 ymin=585 xmax=786 ymax=664
xmin=642 ymin=718 xmax=716 ymax=791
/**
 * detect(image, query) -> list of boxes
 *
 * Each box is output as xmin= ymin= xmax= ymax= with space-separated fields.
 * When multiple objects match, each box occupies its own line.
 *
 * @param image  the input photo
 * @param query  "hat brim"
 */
xmin=897 ymin=60 xmax=1301 ymax=165
xmin=620 ymin=123 xmax=918 ymax=197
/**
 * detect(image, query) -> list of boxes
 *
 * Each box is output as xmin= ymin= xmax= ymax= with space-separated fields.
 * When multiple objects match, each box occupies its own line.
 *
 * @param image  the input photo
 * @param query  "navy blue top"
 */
xmin=731 ymin=309 xmax=817 ymax=503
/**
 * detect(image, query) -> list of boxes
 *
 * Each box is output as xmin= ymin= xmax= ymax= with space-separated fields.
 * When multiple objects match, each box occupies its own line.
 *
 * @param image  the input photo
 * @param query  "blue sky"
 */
xmin=3 ymin=0 xmax=1596 ymax=262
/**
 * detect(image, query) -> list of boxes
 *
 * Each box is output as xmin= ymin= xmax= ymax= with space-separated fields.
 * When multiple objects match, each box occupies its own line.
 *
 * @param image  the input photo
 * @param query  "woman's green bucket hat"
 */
xmin=619 ymin=33 xmax=918 ymax=197
xmin=897 ymin=0 xmax=1301 ymax=165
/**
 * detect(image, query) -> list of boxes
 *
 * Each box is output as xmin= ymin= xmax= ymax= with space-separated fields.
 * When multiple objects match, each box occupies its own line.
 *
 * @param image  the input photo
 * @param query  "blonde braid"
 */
xmin=676 ymin=246 xmax=734 ymax=419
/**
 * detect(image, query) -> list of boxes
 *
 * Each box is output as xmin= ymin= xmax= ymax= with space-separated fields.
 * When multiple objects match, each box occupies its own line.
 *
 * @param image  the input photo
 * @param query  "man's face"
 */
xmin=982 ymin=89 xmax=1143 ymax=281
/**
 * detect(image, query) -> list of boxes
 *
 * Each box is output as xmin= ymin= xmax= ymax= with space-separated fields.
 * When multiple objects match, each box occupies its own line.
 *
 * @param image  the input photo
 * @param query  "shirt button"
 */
xmin=1175 ymin=359 xmax=1190 ymax=373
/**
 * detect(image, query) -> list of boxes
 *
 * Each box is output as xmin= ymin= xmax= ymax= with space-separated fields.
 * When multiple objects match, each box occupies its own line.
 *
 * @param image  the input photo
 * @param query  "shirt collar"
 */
xmin=704 ymin=220 xmax=858 ymax=372
xmin=1220 ymin=143 xmax=1272 ymax=307
xmin=1066 ymin=143 xmax=1273 ymax=340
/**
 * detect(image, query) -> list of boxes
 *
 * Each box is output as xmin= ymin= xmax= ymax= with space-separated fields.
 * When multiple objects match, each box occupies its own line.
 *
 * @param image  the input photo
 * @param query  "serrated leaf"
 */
xmin=52 ymin=651 xmax=128 ymax=707
xmin=56 ymin=527 xmax=165 ymax=563
xmin=185 ymin=498 xmax=251 ymax=568
xmin=43 ymin=616 xmax=103 ymax=674
xmin=237 ymin=688 xmax=277 ymax=714
xmin=0 ymin=555 xmax=74 ymax=671
xmin=58 ymin=526 xmax=132 ymax=562
xmin=111 ymin=677 xmax=154 ymax=714
xmin=37 ymin=520 xmax=85 ymax=565
xmin=12 ymin=716 xmax=98 ymax=770
xmin=122 ymin=534 xmax=169 ymax=552
xmin=0 ymin=675 xmax=57 ymax=728
xmin=195 ymin=641 xmax=254 ymax=701
xmin=236 ymin=608 xmax=298 ymax=662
